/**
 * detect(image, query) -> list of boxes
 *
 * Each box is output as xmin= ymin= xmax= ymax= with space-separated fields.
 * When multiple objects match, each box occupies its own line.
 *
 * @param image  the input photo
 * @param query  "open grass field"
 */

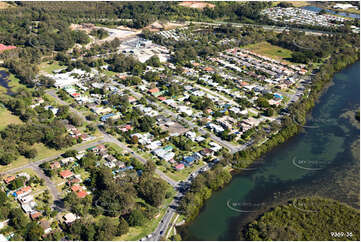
xmin=245 ymin=41 xmax=294 ymax=64
xmin=0 ymin=107 xmax=23 ymax=130
xmin=39 ymin=61 xmax=65 ymax=74
xmin=287 ymin=1 xmax=310 ymax=7
xmin=0 ymin=136 xmax=104 ymax=173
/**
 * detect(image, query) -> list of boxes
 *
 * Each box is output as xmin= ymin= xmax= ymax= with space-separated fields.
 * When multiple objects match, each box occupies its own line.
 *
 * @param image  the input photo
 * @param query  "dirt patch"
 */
xmin=70 ymin=23 xmax=96 ymax=33
xmin=160 ymin=122 xmax=189 ymax=136
xmin=0 ymin=1 xmax=12 ymax=9
xmin=178 ymin=1 xmax=215 ymax=9
xmin=70 ymin=23 xmax=141 ymax=49
xmin=145 ymin=21 xmax=187 ymax=32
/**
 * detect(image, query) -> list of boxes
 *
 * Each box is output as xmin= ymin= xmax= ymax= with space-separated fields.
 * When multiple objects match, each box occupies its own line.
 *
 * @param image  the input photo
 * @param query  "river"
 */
xmin=181 ymin=61 xmax=360 ymax=240
xmin=0 ymin=70 xmax=15 ymax=96
xmin=301 ymin=5 xmax=360 ymax=19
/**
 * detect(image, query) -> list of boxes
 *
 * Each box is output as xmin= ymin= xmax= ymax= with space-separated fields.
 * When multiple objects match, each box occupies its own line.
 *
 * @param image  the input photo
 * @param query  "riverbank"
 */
xmin=178 ymin=51 xmax=359 ymax=239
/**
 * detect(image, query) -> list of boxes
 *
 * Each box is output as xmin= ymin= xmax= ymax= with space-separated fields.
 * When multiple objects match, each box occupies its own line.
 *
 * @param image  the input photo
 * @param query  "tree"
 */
xmin=24 ymin=221 xmax=44 ymax=241
xmin=9 ymin=208 xmax=28 ymax=230
xmin=72 ymin=30 xmax=90 ymax=44
xmin=143 ymin=160 xmax=156 ymax=176
xmin=0 ymin=191 xmax=7 ymax=204
xmin=68 ymin=112 xmax=84 ymax=127
xmin=137 ymin=177 xmax=167 ymax=207
xmin=146 ymin=55 xmax=161 ymax=67
xmin=25 ymin=148 xmax=37 ymax=159
xmin=127 ymin=209 xmax=146 ymax=226
xmin=63 ymin=149 xmax=77 ymax=158
xmin=79 ymin=152 xmax=97 ymax=168
xmin=9 ymin=177 xmax=26 ymax=190
xmin=57 ymin=105 xmax=70 ymax=119
xmin=96 ymin=217 xmax=117 ymax=241
xmin=116 ymin=217 xmax=129 ymax=236
xmin=265 ymin=108 xmax=274 ymax=117
xmin=131 ymin=135 xmax=139 ymax=144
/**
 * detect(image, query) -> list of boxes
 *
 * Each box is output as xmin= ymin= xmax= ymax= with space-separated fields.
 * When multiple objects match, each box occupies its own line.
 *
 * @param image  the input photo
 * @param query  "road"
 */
xmin=126 ymin=87 xmax=243 ymax=154
xmin=47 ymin=89 xmax=178 ymax=186
xmin=29 ymin=163 xmax=64 ymax=211
xmin=0 ymin=139 xmax=107 ymax=211
xmin=148 ymin=162 xmax=213 ymax=241
xmin=99 ymin=128 xmax=178 ymax=187
xmin=194 ymin=83 xmax=240 ymax=107
xmin=184 ymin=21 xmax=331 ymax=36
xmin=0 ymin=139 xmax=106 ymax=177
xmin=45 ymin=89 xmax=86 ymax=121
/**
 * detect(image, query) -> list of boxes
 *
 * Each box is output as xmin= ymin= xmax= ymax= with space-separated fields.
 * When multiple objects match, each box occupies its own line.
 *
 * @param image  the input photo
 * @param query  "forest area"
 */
xmin=243 ymin=197 xmax=360 ymax=241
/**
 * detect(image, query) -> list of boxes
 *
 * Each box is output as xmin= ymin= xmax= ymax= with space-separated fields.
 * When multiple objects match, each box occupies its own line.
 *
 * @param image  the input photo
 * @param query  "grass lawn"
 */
xmin=0 ymin=107 xmax=23 ymax=130
xmin=245 ymin=41 xmax=295 ymax=64
xmin=43 ymin=93 xmax=59 ymax=105
xmin=287 ymin=1 xmax=310 ymax=7
xmin=0 ymin=137 xmax=104 ymax=173
xmin=163 ymin=161 xmax=206 ymax=182
xmin=39 ymin=61 xmax=66 ymax=74
xmin=103 ymin=69 xmax=117 ymax=77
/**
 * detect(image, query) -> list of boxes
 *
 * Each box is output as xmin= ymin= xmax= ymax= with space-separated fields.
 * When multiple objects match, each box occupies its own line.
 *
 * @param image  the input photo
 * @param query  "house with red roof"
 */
xmin=4 ymin=175 xmax=15 ymax=184
xmin=119 ymin=124 xmax=133 ymax=132
xmin=128 ymin=96 xmax=136 ymax=103
xmin=59 ymin=170 xmax=73 ymax=179
xmin=76 ymin=190 xmax=87 ymax=198
xmin=0 ymin=44 xmax=16 ymax=52
xmin=149 ymin=87 xmax=160 ymax=94
xmin=97 ymin=144 xmax=106 ymax=150
xmin=203 ymin=67 xmax=214 ymax=72
xmin=175 ymin=163 xmax=185 ymax=170
xmin=66 ymin=177 xmax=81 ymax=186
xmin=15 ymin=186 xmax=32 ymax=198
xmin=30 ymin=211 xmax=42 ymax=220
xmin=71 ymin=185 xmax=82 ymax=192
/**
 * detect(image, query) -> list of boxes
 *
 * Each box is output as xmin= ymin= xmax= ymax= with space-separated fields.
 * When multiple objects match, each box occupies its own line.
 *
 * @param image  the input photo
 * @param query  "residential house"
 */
xmin=200 ymin=148 xmax=214 ymax=157
xmin=61 ymin=157 xmax=75 ymax=165
xmin=59 ymin=170 xmax=73 ymax=179
xmin=14 ymin=186 xmax=32 ymax=198
xmin=40 ymin=220 xmax=52 ymax=235
xmin=3 ymin=176 xmax=15 ymax=184
xmin=175 ymin=163 xmax=185 ymax=170
xmin=63 ymin=213 xmax=77 ymax=225
xmin=50 ymin=161 xmax=61 ymax=170
xmin=30 ymin=211 xmax=42 ymax=220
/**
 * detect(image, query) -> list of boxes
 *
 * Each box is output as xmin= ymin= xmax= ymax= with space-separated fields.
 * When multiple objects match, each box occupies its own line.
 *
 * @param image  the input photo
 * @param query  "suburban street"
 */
xmin=126 ymin=88 xmax=243 ymax=154
xmin=99 ymin=128 xmax=178 ymax=187
xmin=46 ymin=89 xmax=86 ymax=121
xmin=194 ymin=83 xmax=240 ymax=107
